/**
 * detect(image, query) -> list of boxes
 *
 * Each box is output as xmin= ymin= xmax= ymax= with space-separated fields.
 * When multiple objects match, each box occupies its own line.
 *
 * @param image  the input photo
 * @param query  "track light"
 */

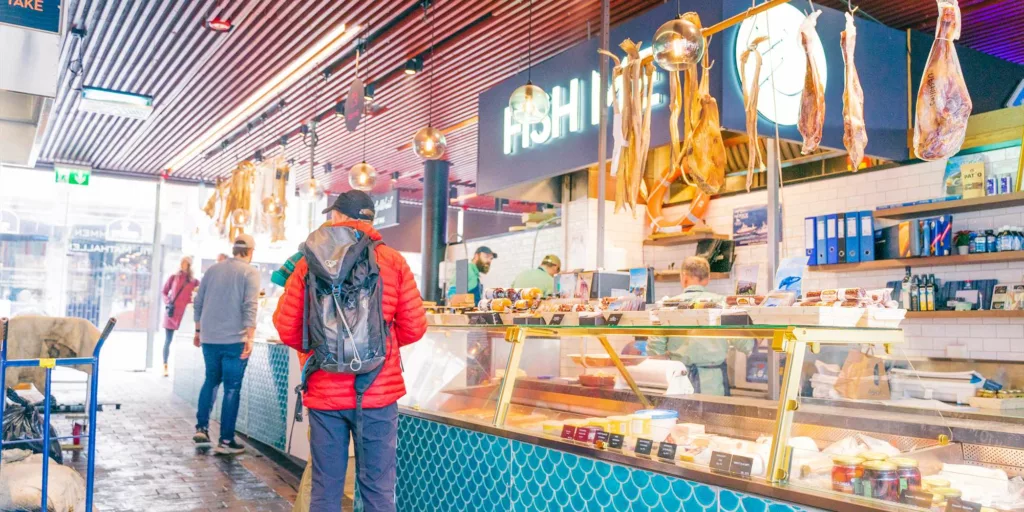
xmin=334 ymin=102 xmax=345 ymax=118
xmin=204 ymin=16 xmax=234 ymax=33
xmin=324 ymin=163 xmax=333 ymax=174
xmin=391 ymin=171 xmax=400 ymax=184
xmin=280 ymin=135 xmax=288 ymax=147
xmin=364 ymin=83 xmax=376 ymax=102
xmin=254 ymin=150 xmax=264 ymax=163
xmin=404 ymin=57 xmax=423 ymax=75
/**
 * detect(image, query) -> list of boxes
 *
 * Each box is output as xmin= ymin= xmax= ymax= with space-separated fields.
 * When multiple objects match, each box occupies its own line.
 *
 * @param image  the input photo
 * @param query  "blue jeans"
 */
xmin=309 ymin=404 xmax=398 ymax=512
xmin=196 ymin=343 xmax=248 ymax=442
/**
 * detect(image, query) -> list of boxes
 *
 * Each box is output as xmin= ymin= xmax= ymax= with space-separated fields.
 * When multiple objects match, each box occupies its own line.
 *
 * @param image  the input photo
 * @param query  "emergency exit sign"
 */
xmin=55 ymin=165 xmax=90 ymax=186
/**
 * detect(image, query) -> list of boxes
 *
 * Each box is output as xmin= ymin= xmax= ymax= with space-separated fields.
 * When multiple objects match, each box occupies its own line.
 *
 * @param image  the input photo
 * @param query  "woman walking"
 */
xmin=162 ymin=256 xmax=199 ymax=376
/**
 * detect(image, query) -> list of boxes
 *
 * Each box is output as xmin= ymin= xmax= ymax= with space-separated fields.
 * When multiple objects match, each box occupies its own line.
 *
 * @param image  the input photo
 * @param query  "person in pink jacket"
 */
xmin=162 ymin=256 xmax=199 ymax=376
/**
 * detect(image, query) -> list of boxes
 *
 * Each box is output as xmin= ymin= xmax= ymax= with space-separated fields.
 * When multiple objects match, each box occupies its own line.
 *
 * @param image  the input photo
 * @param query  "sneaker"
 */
xmin=214 ymin=439 xmax=245 ymax=455
xmin=162 ymin=364 xmax=169 ymax=377
xmin=193 ymin=428 xmax=210 ymax=444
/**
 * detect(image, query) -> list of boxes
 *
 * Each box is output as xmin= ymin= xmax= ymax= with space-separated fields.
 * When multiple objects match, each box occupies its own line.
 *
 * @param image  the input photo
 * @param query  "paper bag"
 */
xmin=834 ymin=348 xmax=890 ymax=400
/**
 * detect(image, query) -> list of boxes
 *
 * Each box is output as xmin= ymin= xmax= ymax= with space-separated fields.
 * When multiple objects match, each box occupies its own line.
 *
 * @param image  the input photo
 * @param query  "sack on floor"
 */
xmin=0 ymin=452 xmax=91 ymax=512
xmin=3 ymin=388 xmax=64 ymax=464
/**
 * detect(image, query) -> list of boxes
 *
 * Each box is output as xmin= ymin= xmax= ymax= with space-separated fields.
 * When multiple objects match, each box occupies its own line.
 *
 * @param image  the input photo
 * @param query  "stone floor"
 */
xmin=53 ymin=369 xmax=301 ymax=512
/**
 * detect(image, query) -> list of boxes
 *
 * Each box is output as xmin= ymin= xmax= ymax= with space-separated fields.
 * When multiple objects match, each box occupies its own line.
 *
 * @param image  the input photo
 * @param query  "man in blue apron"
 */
xmin=468 ymin=246 xmax=497 ymax=303
xmin=648 ymin=257 xmax=752 ymax=396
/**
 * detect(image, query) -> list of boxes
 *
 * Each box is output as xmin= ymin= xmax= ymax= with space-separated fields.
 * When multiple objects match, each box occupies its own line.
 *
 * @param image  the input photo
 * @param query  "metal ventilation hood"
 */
xmin=0 ymin=21 xmax=60 ymax=167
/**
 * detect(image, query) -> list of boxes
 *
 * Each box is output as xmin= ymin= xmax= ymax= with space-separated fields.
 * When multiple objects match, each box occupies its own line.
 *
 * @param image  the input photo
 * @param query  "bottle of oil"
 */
xmin=925 ymin=274 xmax=936 ymax=311
xmin=910 ymin=275 xmax=920 ymax=312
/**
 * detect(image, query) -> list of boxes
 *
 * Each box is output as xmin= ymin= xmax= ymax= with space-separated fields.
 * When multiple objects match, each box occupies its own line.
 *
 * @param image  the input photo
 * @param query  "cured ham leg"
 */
xmin=842 ymin=12 xmax=868 ymax=171
xmin=914 ymin=0 xmax=972 ymax=161
xmin=678 ymin=48 xmax=726 ymax=195
xmin=740 ymin=36 xmax=769 ymax=191
xmin=798 ymin=10 xmax=825 ymax=155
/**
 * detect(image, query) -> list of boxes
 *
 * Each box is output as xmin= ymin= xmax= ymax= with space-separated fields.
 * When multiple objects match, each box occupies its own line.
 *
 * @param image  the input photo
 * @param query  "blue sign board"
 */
xmin=1 ymin=0 xmax=61 ymax=33
xmin=477 ymin=0 xmax=912 ymax=196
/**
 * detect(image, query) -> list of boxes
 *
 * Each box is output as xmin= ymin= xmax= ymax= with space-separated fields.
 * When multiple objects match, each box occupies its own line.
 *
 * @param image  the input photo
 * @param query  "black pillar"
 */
xmin=420 ymin=159 xmax=450 ymax=302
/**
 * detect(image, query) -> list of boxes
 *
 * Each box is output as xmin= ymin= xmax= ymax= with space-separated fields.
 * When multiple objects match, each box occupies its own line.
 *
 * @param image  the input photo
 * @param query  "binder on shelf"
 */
xmin=858 ymin=211 xmax=875 ymax=261
xmin=845 ymin=212 xmax=860 ymax=263
xmin=805 ymin=217 xmax=818 ymax=265
xmin=837 ymin=213 xmax=847 ymax=261
xmin=816 ymin=216 xmax=827 ymax=265
xmin=934 ymin=215 xmax=953 ymax=256
xmin=826 ymin=214 xmax=839 ymax=265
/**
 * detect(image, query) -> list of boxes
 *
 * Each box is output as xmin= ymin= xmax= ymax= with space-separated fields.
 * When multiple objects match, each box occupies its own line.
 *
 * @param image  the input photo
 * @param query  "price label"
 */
xmin=657 ymin=442 xmax=677 ymax=461
xmin=900 ymin=489 xmax=935 ymax=508
xmin=634 ymin=438 xmax=654 ymax=456
xmin=469 ymin=314 xmax=490 ymax=325
xmin=946 ymin=499 xmax=982 ymax=512
xmin=607 ymin=433 xmax=625 ymax=450
xmin=490 ymin=312 xmax=504 ymax=325
xmin=728 ymin=455 xmax=754 ymax=479
xmin=549 ymin=314 xmax=565 ymax=326
xmin=606 ymin=313 xmax=624 ymax=326
xmin=710 ymin=451 xmax=733 ymax=474
xmin=594 ymin=431 xmax=610 ymax=448
xmin=574 ymin=427 xmax=593 ymax=443
xmin=560 ymin=425 xmax=577 ymax=440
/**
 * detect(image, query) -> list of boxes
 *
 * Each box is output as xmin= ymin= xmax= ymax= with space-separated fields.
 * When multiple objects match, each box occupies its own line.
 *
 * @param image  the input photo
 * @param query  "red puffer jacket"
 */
xmin=272 ymin=221 xmax=427 ymax=410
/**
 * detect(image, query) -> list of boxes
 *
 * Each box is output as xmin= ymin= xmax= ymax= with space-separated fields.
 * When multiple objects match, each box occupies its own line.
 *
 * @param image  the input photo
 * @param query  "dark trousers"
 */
xmin=309 ymin=404 xmax=398 ymax=512
xmin=196 ymin=343 xmax=248 ymax=442
xmin=163 ymin=328 xmax=175 ymax=365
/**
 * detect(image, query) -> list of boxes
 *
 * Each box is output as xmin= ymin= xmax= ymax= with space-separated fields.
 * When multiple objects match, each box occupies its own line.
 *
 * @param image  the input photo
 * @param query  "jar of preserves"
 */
xmin=890 ymin=457 xmax=922 ymax=492
xmin=862 ymin=460 xmax=899 ymax=502
xmin=858 ymin=451 xmax=889 ymax=462
xmin=831 ymin=456 xmax=864 ymax=493
xmin=930 ymin=487 xmax=962 ymax=512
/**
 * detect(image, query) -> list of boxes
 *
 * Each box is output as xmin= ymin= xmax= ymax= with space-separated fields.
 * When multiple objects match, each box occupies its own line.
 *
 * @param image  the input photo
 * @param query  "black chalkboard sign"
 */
xmin=634 ymin=438 xmax=653 ymax=456
xmin=606 ymin=313 xmax=624 ymax=326
xmin=900 ymin=489 xmax=935 ymax=508
xmin=608 ymin=433 xmax=625 ymax=450
xmin=946 ymin=499 xmax=982 ymax=512
xmin=657 ymin=442 xmax=677 ymax=461
xmin=594 ymin=431 xmax=610 ymax=448
xmin=549 ymin=314 xmax=565 ymax=326
xmin=710 ymin=451 xmax=733 ymax=474
xmin=729 ymin=455 xmax=754 ymax=478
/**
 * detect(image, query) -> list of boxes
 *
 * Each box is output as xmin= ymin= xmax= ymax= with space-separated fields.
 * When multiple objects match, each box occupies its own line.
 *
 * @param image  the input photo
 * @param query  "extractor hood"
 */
xmin=0 ymin=20 xmax=60 ymax=167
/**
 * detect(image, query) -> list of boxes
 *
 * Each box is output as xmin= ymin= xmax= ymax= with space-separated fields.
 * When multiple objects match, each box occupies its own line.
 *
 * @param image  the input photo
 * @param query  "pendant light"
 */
xmin=653 ymin=1 xmax=704 ymax=71
xmin=349 ymin=33 xmax=377 ymax=191
xmin=413 ymin=2 xmax=447 ymax=160
xmin=508 ymin=0 xmax=549 ymax=125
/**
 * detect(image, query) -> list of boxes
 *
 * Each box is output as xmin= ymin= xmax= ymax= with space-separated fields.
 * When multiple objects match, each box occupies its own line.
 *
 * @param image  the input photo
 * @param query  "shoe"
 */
xmin=214 ymin=439 xmax=245 ymax=455
xmin=162 ymin=364 xmax=169 ymax=377
xmin=193 ymin=428 xmax=210 ymax=444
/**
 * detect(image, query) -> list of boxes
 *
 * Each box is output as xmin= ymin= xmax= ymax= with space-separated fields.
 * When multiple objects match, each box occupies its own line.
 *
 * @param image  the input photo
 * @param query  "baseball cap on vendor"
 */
xmin=234 ymin=234 xmax=256 ymax=251
xmin=322 ymin=190 xmax=376 ymax=221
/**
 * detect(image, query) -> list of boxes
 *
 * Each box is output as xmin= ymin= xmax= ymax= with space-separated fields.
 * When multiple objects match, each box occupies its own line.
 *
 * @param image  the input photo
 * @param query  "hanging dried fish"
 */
xmin=740 ymin=36 xmax=770 ymax=191
xmin=798 ymin=10 xmax=825 ymax=155
xmin=678 ymin=44 xmax=726 ymax=196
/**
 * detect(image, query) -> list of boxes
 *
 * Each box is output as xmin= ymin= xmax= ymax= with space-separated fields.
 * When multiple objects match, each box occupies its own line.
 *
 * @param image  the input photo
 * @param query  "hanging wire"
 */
xmin=527 ymin=0 xmax=533 ymax=82
xmin=428 ymin=0 xmax=436 ymax=125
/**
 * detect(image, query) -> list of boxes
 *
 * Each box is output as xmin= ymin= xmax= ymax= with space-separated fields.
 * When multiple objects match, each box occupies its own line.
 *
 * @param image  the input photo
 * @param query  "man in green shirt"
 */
xmin=468 ymin=246 xmax=497 ymax=303
xmin=648 ymin=256 xmax=752 ymax=396
xmin=511 ymin=254 xmax=560 ymax=296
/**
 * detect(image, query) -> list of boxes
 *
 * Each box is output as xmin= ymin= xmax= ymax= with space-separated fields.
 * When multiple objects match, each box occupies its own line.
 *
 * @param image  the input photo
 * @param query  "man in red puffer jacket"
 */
xmin=273 ymin=190 xmax=426 ymax=512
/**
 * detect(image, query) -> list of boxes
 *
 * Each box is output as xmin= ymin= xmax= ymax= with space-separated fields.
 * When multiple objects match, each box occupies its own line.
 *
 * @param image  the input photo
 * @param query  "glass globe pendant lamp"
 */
xmin=509 ymin=82 xmax=550 ymax=124
xmin=298 ymin=177 xmax=324 ymax=201
xmin=230 ymin=208 xmax=251 ymax=227
xmin=652 ymin=17 xmax=705 ymax=71
xmin=349 ymin=162 xmax=377 ymax=191
xmin=414 ymin=126 xmax=447 ymax=160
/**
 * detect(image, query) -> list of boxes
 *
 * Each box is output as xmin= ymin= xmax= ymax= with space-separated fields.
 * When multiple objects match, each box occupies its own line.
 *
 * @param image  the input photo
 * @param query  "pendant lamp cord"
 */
xmin=527 ymin=0 xmax=533 ymax=82
xmin=428 ymin=1 xmax=435 ymax=126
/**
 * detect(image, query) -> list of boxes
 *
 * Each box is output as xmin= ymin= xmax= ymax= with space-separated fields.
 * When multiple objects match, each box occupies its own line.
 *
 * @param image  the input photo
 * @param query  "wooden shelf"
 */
xmin=644 ymin=229 xmax=729 ymax=247
xmin=807 ymin=251 xmax=1024 ymax=272
xmin=904 ymin=310 xmax=1024 ymax=319
xmin=874 ymin=191 xmax=1024 ymax=220
xmin=654 ymin=270 xmax=730 ymax=282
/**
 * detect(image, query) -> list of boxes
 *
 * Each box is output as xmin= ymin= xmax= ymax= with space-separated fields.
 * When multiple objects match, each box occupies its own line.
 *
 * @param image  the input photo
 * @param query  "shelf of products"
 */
xmin=653 ymin=270 xmax=730 ymax=282
xmin=644 ymin=230 xmax=729 ymax=247
xmin=904 ymin=310 xmax=1024 ymax=319
xmin=808 ymin=250 xmax=1024 ymax=272
xmin=874 ymin=191 xmax=1024 ymax=220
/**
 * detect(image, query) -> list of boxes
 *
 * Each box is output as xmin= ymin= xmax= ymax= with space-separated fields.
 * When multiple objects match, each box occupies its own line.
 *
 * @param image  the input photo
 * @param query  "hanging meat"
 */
xmin=842 ymin=12 xmax=868 ymax=171
xmin=914 ymin=0 xmax=972 ymax=161
xmin=797 ymin=10 xmax=825 ymax=155
xmin=740 ymin=36 xmax=769 ymax=191
xmin=677 ymin=43 xmax=726 ymax=196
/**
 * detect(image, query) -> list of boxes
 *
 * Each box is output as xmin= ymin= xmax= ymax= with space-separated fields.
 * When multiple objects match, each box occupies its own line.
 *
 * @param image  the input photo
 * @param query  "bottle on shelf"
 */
xmin=986 ymin=230 xmax=998 ymax=253
xmin=900 ymin=268 xmax=912 ymax=309
xmin=910 ymin=275 xmax=920 ymax=312
xmin=925 ymin=274 xmax=936 ymax=311
xmin=973 ymin=231 xmax=987 ymax=253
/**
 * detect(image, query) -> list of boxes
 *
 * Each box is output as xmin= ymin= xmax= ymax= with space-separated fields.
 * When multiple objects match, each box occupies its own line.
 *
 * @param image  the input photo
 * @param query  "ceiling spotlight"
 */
xmin=254 ymin=150 xmax=264 ymax=163
xmin=334 ymin=102 xmax=345 ymax=118
xmin=280 ymin=135 xmax=288 ymax=147
xmin=404 ymin=57 xmax=423 ymax=75
xmin=299 ymin=124 xmax=310 ymax=135
xmin=391 ymin=171 xmax=400 ymax=184
xmin=204 ymin=16 xmax=234 ymax=33
xmin=364 ymin=83 xmax=376 ymax=102
xmin=449 ymin=185 xmax=458 ymax=200
xmin=324 ymin=162 xmax=333 ymax=174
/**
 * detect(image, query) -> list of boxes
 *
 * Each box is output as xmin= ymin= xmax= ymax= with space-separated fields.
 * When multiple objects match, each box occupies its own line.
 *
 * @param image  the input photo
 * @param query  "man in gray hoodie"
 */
xmin=191 ymin=234 xmax=261 ymax=454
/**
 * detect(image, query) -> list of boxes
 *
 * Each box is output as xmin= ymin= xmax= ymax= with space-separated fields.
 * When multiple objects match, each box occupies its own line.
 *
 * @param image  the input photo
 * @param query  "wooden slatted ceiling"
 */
xmin=37 ymin=0 xmax=1023 ymax=212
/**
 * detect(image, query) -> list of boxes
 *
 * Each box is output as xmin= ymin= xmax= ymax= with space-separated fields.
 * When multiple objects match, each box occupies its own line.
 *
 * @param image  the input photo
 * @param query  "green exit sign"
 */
xmin=55 ymin=165 xmax=91 ymax=186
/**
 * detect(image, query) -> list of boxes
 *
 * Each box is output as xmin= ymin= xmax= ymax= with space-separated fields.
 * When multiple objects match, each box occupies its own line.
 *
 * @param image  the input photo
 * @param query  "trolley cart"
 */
xmin=0 ymin=316 xmax=116 ymax=512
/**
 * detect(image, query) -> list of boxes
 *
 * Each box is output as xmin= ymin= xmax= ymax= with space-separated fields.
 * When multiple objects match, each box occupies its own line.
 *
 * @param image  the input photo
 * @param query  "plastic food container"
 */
xmin=629 ymin=415 xmax=651 ymax=437
xmin=831 ymin=456 xmax=865 ymax=493
xmin=607 ymin=416 xmax=631 ymax=435
xmin=541 ymin=420 xmax=563 ymax=436
xmin=587 ymin=418 xmax=611 ymax=432
xmin=634 ymin=409 xmax=679 ymax=442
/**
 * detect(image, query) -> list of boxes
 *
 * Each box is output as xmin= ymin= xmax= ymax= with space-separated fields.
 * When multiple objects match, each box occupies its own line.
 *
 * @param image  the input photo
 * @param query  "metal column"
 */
xmin=146 ymin=179 xmax=163 ymax=370
xmin=595 ymin=0 xmax=610 ymax=268
xmin=766 ymin=139 xmax=782 ymax=400
xmin=420 ymin=159 xmax=450 ymax=302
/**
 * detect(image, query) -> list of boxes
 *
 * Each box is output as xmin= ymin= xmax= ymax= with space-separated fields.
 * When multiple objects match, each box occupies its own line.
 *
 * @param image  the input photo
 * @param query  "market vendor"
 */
xmin=648 ymin=256 xmax=752 ymax=396
xmin=511 ymin=254 xmax=560 ymax=296
xmin=468 ymin=246 xmax=497 ymax=303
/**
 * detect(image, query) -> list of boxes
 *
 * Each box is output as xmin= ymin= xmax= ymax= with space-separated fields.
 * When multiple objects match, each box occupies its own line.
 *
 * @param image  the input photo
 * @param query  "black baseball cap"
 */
xmin=323 ymin=190 xmax=375 ymax=221
xmin=475 ymin=246 xmax=498 ymax=258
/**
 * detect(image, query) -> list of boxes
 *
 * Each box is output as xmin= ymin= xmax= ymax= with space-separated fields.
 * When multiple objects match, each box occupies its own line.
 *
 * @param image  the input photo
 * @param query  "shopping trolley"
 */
xmin=0 ymin=316 xmax=116 ymax=512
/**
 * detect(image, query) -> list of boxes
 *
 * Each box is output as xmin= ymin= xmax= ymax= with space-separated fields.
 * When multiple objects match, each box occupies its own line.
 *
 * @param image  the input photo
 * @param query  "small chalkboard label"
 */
xmin=606 ymin=313 xmax=624 ymax=326
xmin=574 ymin=427 xmax=593 ymax=443
xmin=560 ymin=425 xmax=576 ymax=440
xmin=946 ymin=498 xmax=982 ymax=512
xmin=634 ymin=438 xmax=654 ymax=456
xmin=549 ymin=314 xmax=565 ymax=326
xmin=594 ymin=431 xmax=610 ymax=447
xmin=527 ymin=316 xmax=546 ymax=325
xmin=901 ymin=489 xmax=935 ymax=508
xmin=490 ymin=312 xmax=504 ymax=325
xmin=468 ymin=314 xmax=489 ymax=325
xmin=608 ymin=433 xmax=625 ymax=450
xmin=729 ymin=455 xmax=754 ymax=478
xmin=657 ymin=442 xmax=677 ymax=461
xmin=710 ymin=451 xmax=733 ymax=474
xmin=512 ymin=316 xmax=528 ymax=325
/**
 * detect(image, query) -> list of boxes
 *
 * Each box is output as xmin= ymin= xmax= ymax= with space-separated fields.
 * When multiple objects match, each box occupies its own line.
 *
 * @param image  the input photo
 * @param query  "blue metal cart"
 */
xmin=0 ymin=316 xmax=116 ymax=512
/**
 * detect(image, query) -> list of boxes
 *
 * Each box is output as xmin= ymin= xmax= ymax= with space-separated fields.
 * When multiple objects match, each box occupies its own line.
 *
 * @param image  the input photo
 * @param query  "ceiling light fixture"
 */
xmin=204 ymin=16 xmax=234 ymax=33
xmin=413 ymin=2 xmax=447 ymax=160
xmin=78 ymin=87 xmax=154 ymax=119
xmin=404 ymin=57 xmax=423 ymax=75
xmin=163 ymin=22 xmax=360 ymax=173
xmin=508 ymin=0 xmax=549 ymax=124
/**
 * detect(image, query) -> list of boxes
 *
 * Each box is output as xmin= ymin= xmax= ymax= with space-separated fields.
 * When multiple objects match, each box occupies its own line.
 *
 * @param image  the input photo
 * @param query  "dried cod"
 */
xmin=842 ymin=12 xmax=868 ymax=171
xmin=740 ymin=35 xmax=769 ymax=191
xmin=914 ymin=0 xmax=972 ymax=161
xmin=797 ymin=10 xmax=825 ymax=155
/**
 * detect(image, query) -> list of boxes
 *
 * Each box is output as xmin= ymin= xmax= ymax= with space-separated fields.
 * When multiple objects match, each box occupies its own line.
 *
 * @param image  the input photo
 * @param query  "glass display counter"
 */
xmin=398 ymin=323 xmax=1024 ymax=511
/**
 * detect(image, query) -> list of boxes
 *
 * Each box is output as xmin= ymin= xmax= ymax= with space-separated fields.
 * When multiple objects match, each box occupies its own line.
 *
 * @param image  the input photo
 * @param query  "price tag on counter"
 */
xmin=656 ymin=442 xmax=677 ymax=462
xmin=728 ymin=455 xmax=754 ymax=479
xmin=549 ymin=314 xmax=565 ymax=326
xmin=594 ymin=431 xmax=610 ymax=449
xmin=710 ymin=451 xmax=733 ymax=474
xmin=946 ymin=498 xmax=982 ymax=512
xmin=560 ymin=425 xmax=577 ymax=441
xmin=607 ymin=433 xmax=625 ymax=450
xmin=574 ymin=427 xmax=594 ymax=443
xmin=900 ymin=489 xmax=935 ymax=508
xmin=634 ymin=438 xmax=654 ymax=457
xmin=606 ymin=313 xmax=623 ymax=326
